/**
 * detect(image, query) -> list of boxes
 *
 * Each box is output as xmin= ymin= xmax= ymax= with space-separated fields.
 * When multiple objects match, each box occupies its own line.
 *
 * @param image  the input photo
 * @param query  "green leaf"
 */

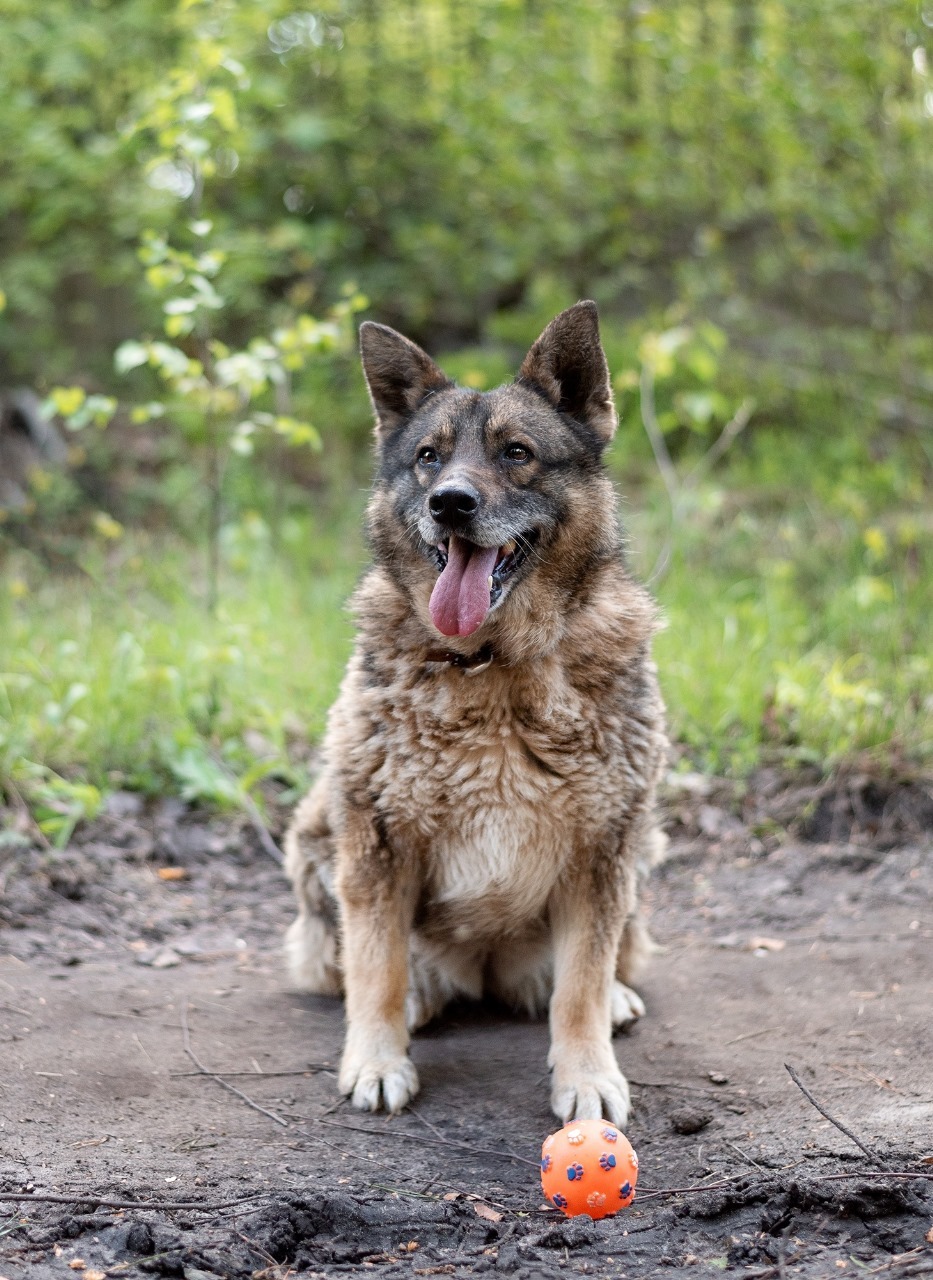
xmin=167 ymin=746 xmax=242 ymax=808
xmin=164 ymin=296 xmax=198 ymax=314
xmin=115 ymin=341 xmax=149 ymax=374
xmin=130 ymin=401 xmax=166 ymax=424
xmin=48 ymin=386 xmax=86 ymax=417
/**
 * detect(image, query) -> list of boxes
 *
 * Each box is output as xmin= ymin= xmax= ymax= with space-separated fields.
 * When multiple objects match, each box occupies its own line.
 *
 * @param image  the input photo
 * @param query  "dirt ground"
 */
xmin=1 ymin=770 xmax=931 ymax=1280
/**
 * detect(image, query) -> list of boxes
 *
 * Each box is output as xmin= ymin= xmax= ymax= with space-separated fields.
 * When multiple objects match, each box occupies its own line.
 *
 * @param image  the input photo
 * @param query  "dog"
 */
xmin=284 ymin=301 xmax=668 ymax=1125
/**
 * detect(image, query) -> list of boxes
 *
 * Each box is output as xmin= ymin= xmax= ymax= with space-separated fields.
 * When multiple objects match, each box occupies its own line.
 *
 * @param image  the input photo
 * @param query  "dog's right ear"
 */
xmin=359 ymin=322 xmax=453 ymax=436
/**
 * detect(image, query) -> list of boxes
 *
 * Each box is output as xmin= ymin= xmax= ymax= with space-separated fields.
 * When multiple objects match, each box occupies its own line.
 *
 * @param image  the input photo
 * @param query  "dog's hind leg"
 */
xmin=406 ymin=938 xmax=483 ymax=1032
xmin=486 ymin=926 xmax=553 ymax=1018
xmin=283 ymin=776 xmax=342 ymax=996
xmin=612 ymin=825 xmax=667 ymax=1027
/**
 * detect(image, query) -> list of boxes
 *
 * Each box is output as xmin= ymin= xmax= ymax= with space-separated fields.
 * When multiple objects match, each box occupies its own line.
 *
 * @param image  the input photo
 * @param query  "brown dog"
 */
xmin=284 ymin=301 xmax=667 ymax=1124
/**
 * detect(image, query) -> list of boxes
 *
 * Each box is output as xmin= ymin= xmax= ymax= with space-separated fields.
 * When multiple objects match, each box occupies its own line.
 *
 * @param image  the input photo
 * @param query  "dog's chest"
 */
xmin=423 ymin=731 xmax=568 ymax=924
xmin=371 ymin=672 xmax=606 ymax=928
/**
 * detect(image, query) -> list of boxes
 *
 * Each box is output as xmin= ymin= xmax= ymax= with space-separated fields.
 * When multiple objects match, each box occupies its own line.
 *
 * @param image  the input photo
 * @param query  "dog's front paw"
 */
xmin=611 ymin=980 xmax=646 ymax=1028
xmin=551 ymin=1063 xmax=631 ymax=1128
xmin=339 ymin=1047 xmax=419 ymax=1114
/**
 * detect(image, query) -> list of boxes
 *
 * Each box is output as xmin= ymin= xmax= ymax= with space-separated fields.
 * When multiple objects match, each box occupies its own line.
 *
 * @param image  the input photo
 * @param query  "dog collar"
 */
xmin=424 ymin=643 xmax=494 ymax=672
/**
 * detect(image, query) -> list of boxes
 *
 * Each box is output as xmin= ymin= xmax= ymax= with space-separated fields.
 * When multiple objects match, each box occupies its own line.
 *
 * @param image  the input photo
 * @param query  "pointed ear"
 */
xmin=518 ymin=301 xmax=617 ymax=444
xmin=359 ymin=322 xmax=453 ymax=436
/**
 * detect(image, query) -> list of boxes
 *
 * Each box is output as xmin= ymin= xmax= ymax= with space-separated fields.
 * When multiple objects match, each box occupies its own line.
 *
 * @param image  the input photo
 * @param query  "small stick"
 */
xmin=170 ymin=1067 xmax=331 ymax=1079
xmin=813 ymin=1170 xmax=932 ymax=1184
xmin=3 ymin=778 xmax=52 ymax=851
xmin=241 ymin=791 xmax=284 ymax=867
xmin=628 ymin=1078 xmax=717 ymax=1093
xmin=635 ymin=1175 xmax=744 ymax=1199
xmin=317 ymin=1117 xmax=539 ymax=1169
xmin=683 ymin=398 xmax=756 ymax=486
xmin=725 ymin=1026 xmax=782 ymax=1046
xmin=408 ymin=1103 xmax=535 ymax=1170
xmin=726 ymin=1140 xmax=765 ymax=1171
xmin=180 ymin=1001 xmax=288 ymax=1128
xmin=637 ymin=1167 xmax=933 ymax=1203
xmin=207 ymin=749 xmax=283 ymax=866
xmin=0 ymin=1191 xmax=268 ymax=1211
xmin=784 ymin=1063 xmax=891 ymax=1169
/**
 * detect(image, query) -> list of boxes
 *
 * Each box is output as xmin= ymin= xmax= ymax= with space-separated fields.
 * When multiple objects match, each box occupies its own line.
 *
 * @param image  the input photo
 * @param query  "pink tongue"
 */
xmin=429 ymin=535 xmax=500 ymax=637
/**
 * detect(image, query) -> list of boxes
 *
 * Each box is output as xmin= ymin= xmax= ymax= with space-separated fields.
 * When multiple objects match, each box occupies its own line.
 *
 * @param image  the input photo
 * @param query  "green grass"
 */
xmin=1 ymin=429 xmax=930 ymax=830
xmin=0 ymin=500 xmax=364 ymax=816
xmin=620 ymin=430 xmax=932 ymax=774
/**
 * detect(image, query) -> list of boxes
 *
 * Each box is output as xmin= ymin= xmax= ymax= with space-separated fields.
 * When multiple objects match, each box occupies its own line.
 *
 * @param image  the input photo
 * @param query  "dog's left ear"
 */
xmin=518 ymin=301 xmax=617 ymax=444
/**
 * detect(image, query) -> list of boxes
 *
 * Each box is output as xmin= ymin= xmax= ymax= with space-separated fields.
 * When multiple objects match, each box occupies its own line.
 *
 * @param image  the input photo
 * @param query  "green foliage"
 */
xmin=17 ymin=767 xmax=103 ymax=848
xmin=624 ymin=432 xmax=932 ymax=773
xmin=1 ymin=0 xmax=931 ymax=442
xmin=1 ymin=0 xmax=931 ymax=826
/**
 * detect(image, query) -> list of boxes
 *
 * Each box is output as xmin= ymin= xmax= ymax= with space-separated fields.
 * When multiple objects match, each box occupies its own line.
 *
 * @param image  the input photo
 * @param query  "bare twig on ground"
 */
xmin=726 ymin=1139 xmax=765 ymax=1171
xmin=785 ymin=1062 xmax=891 ymax=1169
xmin=318 ymin=1116 xmax=539 ymax=1169
xmin=241 ymin=790 xmax=284 ymax=867
xmin=170 ymin=1067 xmax=332 ymax=1078
xmin=725 ymin=1026 xmax=782 ymax=1046
xmin=628 ymin=1078 xmax=718 ymax=1093
xmin=637 ymin=1167 xmax=933 ymax=1203
xmin=180 ymin=1000 xmax=288 ymax=1127
xmin=3 ymin=778 xmax=52 ymax=850
xmin=0 ymin=1190 xmax=268 ymax=1211
xmin=813 ymin=1170 xmax=932 ymax=1184
xmin=205 ymin=747 xmax=283 ymax=865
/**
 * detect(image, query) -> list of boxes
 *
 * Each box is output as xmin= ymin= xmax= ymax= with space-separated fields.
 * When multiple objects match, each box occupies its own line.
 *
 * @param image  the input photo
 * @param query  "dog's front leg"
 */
xmin=335 ymin=812 xmax=419 ymax=1114
xmin=548 ymin=855 xmax=633 ymax=1127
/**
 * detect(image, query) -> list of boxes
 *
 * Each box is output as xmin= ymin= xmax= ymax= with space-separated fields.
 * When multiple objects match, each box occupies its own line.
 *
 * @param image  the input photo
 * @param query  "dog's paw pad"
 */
xmin=341 ymin=1054 xmax=419 ymax=1114
xmin=611 ymin=981 xmax=646 ymax=1027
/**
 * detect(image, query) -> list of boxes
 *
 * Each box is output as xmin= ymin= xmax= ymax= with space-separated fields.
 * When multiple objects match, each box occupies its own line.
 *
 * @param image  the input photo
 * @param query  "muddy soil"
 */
xmin=0 ymin=774 xmax=931 ymax=1279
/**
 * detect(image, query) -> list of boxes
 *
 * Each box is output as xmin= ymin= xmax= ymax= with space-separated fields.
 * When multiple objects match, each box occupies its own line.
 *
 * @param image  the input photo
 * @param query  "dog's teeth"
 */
xmin=487 ymin=576 xmax=494 ymax=589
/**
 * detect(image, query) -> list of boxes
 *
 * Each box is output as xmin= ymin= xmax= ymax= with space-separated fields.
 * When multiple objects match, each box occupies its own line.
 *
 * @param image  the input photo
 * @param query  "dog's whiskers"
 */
xmin=512 ymin=530 xmax=543 ymax=567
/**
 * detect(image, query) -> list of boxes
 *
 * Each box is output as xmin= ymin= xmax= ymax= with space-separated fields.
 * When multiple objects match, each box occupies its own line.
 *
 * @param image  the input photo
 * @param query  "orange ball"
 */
xmin=540 ymin=1119 xmax=639 ymax=1219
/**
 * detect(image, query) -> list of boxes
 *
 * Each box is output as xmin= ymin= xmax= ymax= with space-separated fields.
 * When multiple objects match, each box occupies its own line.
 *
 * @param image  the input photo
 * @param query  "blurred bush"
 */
xmin=1 ymin=0 xmax=931 ymax=448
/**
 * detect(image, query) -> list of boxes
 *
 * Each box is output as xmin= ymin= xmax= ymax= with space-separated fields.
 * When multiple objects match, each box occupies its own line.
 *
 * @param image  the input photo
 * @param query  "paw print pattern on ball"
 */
xmin=540 ymin=1119 xmax=639 ymax=1220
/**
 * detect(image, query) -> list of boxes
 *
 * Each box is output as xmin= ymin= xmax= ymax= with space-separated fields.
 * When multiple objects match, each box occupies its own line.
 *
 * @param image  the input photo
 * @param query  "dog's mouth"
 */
xmin=428 ymin=532 xmax=537 ymax=638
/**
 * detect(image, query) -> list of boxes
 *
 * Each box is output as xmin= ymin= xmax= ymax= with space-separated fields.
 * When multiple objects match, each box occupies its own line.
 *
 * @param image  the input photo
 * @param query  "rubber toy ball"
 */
xmin=540 ymin=1118 xmax=639 ymax=1219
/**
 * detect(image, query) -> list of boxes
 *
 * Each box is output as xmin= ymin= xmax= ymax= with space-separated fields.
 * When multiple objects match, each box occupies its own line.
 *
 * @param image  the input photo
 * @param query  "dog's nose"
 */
xmin=429 ymin=484 xmax=480 ymax=528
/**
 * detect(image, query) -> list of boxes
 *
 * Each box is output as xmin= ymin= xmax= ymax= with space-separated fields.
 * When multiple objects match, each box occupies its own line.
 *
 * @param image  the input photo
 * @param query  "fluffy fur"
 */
xmin=284 ymin=301 xmax=668 ymax=1124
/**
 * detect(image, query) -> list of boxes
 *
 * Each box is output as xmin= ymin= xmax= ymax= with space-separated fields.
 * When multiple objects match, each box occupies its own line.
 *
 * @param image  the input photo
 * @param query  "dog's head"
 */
xmin=362 ymin=301 xmax=620 ymax=643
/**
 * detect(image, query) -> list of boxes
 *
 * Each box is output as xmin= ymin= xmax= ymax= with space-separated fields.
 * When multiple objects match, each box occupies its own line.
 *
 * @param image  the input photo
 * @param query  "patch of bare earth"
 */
xmin=0 ymin=771 xmax=931 ymax=1279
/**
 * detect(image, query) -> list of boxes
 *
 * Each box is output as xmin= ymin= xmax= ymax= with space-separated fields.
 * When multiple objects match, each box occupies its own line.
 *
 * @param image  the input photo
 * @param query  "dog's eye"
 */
xmin=504 ymin=443 xmax=532 ymax=463
xmin=417 ymin=446 xmax=439 ymax=467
